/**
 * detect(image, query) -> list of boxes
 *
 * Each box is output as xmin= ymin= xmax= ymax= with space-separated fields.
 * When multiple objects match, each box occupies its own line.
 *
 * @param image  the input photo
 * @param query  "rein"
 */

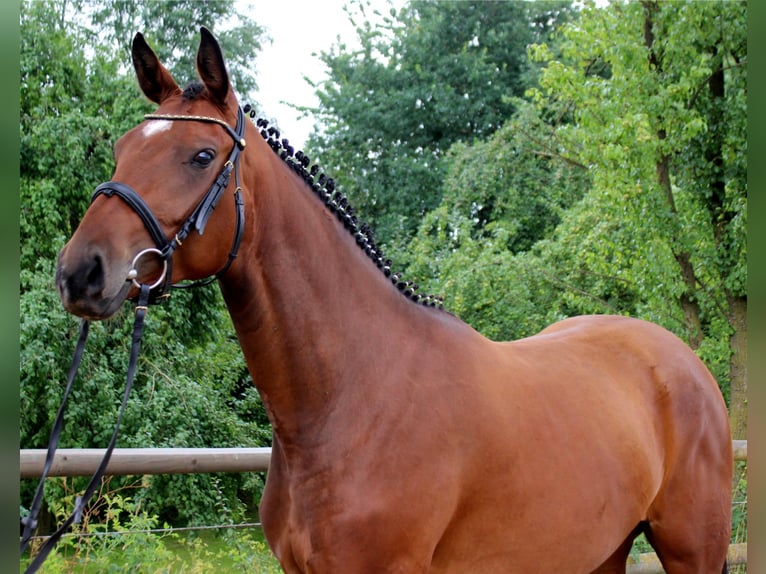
xmin=20 ymin=285 xmax=151 ymax=574
xmin=20 ymin=109 xmax=247 ymax=572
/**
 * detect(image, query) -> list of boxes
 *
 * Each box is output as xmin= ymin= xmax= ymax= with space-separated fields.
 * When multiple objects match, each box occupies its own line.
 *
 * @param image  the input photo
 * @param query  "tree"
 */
xmin=527 ymin=0 xmax=747 ymax=434
xmin=86 ymin=0 xmax=267 ymax=96
xmin=306 ymin=0 xmax=578 ymax=251
xmin=404 ymin=1 xmax=745 ymax=439
xmin=404 ymin=103 xmax=590 ymax=340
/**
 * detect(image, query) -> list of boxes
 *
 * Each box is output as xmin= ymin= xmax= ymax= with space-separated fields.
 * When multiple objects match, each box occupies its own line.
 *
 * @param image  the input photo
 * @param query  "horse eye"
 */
xmin=192 ymin=149 xmax=215 ymax=167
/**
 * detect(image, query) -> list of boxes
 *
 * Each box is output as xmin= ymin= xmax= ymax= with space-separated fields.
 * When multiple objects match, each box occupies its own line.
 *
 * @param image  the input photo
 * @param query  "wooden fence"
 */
xmin=20 ymin=447 xmax=272 ymax=478
xmin=19 ymin=440 xmax=748 ymax=477
xmin=20 ymin=440 xmax=748 ymax=573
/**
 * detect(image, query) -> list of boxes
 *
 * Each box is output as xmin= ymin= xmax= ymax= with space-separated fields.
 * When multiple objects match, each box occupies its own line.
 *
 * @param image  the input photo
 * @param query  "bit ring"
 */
xmin=128 ymin=248 xmax=168 ymax=289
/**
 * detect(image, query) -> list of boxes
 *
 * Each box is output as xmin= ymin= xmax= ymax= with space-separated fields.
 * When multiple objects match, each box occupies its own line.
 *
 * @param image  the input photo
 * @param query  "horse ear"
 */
xmin=196 ymin=27 xmax=230 ymax=105
xmin=131 ymin=32 xmax=180 ymax=104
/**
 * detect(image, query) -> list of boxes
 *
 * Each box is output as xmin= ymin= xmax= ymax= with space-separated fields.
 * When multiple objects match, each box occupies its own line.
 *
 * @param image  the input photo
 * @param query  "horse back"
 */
xmin=502 ymin=314 xmax=732 ymax=465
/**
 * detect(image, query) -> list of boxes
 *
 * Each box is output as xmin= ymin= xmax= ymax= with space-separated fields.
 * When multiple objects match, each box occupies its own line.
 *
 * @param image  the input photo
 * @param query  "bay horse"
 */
xmin=55 ymin=28 xmax=732 ymax=573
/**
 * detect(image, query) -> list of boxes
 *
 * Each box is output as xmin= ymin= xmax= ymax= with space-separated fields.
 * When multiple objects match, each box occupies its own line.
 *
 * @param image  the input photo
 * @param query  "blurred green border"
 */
xmin=747 ymin=2 xmax=762 ymax=572
xmin=1 ymin=0 xmax=20 ymax=568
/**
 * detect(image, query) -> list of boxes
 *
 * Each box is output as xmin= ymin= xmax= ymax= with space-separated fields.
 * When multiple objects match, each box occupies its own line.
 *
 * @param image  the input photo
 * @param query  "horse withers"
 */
xmin=55 ymin=28 xmax=733 ymax=573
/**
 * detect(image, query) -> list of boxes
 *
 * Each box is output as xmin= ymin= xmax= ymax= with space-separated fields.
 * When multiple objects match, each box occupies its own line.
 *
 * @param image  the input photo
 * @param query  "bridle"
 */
xmin=20 ymin=107 xmax=247 ymax=573
xmin=91 ymin=105 xmax=247 ymax=304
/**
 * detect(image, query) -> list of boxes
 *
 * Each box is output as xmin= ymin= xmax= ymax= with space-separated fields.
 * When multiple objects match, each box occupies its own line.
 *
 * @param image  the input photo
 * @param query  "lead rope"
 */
xmin=21 ymin=284 xmax=152 ymax=573
xmin=19 ymin=319 xmax=90 ymax=554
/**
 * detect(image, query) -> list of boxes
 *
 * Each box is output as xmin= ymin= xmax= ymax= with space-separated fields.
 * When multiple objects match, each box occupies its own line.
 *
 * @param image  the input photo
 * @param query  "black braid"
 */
xmin=245 ymin=104 xmax=444 ymax=311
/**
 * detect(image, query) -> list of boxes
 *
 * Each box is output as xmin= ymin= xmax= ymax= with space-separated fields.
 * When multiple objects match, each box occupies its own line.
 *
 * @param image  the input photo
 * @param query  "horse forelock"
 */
xmin=182 ymin=81 xmax=206 ymax=100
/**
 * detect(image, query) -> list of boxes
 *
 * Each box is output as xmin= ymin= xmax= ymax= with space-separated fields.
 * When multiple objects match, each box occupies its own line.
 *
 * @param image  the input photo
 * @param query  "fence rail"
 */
xmin=20 ymin=440 xmax=748 ymax=573
xmin=20 ymin=447 xmax=271 ymax=478
xmin=20 ymin=440 xmax=747 ymax=478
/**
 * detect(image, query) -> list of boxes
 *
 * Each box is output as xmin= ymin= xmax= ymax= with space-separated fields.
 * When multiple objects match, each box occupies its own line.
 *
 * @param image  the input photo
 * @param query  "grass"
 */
xmin=21 ymin=528 xmax=282 ymax=573
xmin=160 ymin=529 xmax=282 ymax=573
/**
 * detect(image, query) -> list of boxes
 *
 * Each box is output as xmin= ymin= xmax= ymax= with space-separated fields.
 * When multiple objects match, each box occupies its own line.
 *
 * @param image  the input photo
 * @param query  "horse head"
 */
xmin=56 ymin=28 xmax=247 ymax=319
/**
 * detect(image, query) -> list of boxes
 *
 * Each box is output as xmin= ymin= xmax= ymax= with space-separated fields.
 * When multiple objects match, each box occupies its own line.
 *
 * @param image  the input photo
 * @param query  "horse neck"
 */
xmin=218 ymin=131 xmax=427 ymax=444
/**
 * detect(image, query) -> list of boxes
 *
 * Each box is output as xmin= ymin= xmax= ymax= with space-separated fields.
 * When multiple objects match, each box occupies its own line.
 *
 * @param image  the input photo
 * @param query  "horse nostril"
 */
xmin=84 ymin=253 xmax=105 ymax=297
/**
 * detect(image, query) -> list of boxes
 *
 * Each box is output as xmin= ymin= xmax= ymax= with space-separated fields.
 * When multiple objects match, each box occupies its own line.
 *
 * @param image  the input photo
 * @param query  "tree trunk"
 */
xmin=642 ymin=1 xmax=704 ymax=348
xmin=703 ymin=40 xmax=747 ymax=437
xmin=656 ymin=140 xmax=703 ymax=349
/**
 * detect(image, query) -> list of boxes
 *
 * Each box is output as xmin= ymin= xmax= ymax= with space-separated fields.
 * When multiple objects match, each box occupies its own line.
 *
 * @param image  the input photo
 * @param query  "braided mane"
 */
xmin=244 ymin=104 xmax=444 ymax=310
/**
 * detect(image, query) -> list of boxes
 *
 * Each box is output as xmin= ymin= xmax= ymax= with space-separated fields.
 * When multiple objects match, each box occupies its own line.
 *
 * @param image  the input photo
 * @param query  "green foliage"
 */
xmin=402 ymin=0 xmax=745 ymax=408
xmin=527 ymin=0 xmax=746 ymax=309
xmin=404 ymin=104 xmax=590 ymax=341
xmin=307 ymin=0 xmax=578 ymax=248
xmin=165 ymin=530 xmax=281 ymax=573
xmin=731 ymin=461 xmax=747 ymax=545
xmin=86 ymin=0 xmax=267 ymax=96
xmin=20 ymin=478 xmax=281 ymax=573
xmin=34 ymin=477 xmax=180 ymax=572
xmin=410 ymin=103 xmax=588 ymax=257
xmin=524 ymin=0 xmax=746 ymax=393
xmin=21 ymin=262 xmax=269 ymax=525
xmin=20 ymin=0 xmax=273 ymax=529
xmin=20 ymin=0 xmax=142 ymax=265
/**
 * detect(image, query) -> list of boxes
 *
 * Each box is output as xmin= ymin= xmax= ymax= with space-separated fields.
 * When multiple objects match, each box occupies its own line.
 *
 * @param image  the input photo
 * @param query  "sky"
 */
xmin=237 ymin=0 xmax=375 ymax=149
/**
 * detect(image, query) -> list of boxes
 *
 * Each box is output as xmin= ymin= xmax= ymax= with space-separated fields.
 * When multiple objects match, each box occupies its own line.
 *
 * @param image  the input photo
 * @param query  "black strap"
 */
xmin=91 ymin=182 xmax=168 ymax=251
xmin=194 ymin=161 xmax=234 ymax=235
xmin=172 ymin=187 xmax=245 ymax=290
xmin=189 ymin=108 xmax=245 ymax=237
xmin=21 ymin=285 xmax=152 ymax=573
xmin=20 ymin=319 xmax=90 ymax=555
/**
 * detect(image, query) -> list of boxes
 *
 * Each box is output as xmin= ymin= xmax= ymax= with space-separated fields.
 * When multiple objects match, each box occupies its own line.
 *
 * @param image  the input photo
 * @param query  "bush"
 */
xmin=21 ymin=477 xmax=281 ymax=573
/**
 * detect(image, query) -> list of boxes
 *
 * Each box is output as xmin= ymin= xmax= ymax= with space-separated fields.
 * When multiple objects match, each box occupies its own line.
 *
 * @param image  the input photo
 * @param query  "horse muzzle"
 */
xmin=55 ymin=242 xmax=162 ymax=319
